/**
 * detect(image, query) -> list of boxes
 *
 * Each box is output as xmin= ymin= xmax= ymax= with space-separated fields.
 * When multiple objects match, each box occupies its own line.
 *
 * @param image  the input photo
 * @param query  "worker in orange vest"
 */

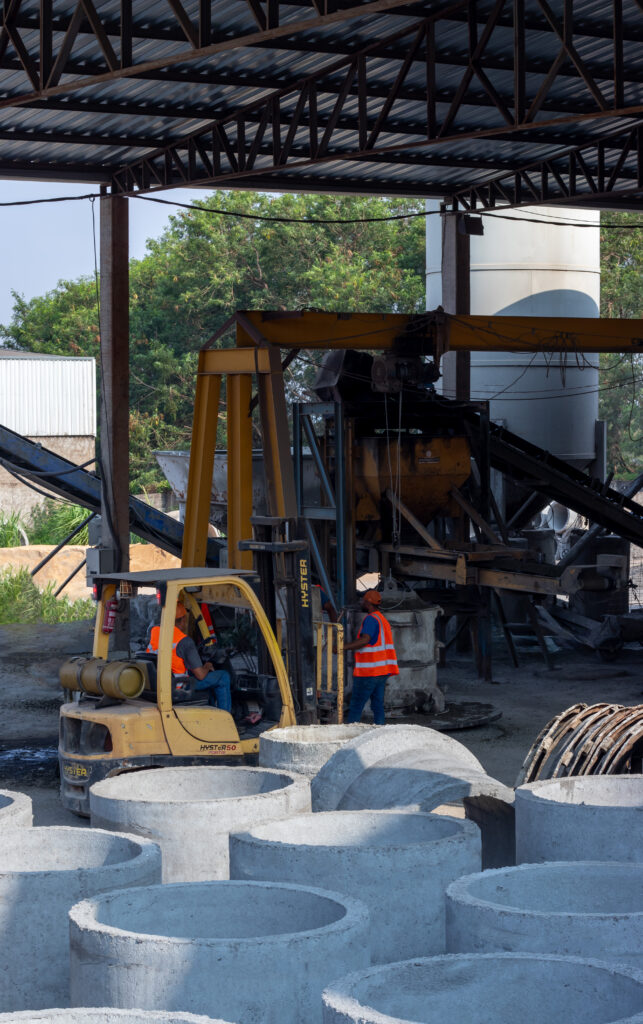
xmin=343 ymin=589 xmax=399 ymax=725
xmin=147 ymin=601 xmax=231 ymax=711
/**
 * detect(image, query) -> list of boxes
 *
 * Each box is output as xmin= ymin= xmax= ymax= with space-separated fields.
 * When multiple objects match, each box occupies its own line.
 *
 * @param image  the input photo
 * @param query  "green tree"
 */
xmin=599 ymin=212 xmax=643 ymax=476
xmin=1 ymin=192 xmax=425 ymax=490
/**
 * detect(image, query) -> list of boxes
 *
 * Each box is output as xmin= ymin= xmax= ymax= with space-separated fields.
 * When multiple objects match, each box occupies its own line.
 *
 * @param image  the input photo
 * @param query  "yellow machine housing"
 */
xmin=353 ymin=436 xmax=471 ymax=522
xmin=58 ymin=568 xmax=296 ymax=816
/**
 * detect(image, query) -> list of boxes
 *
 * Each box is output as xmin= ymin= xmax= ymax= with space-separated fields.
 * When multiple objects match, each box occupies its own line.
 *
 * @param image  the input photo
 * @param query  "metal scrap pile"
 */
xmin=518 ymin=702 xmax=643 ymax=783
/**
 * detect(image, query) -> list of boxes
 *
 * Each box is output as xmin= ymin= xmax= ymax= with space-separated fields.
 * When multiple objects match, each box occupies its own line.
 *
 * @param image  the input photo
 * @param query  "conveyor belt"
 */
xmin=0 ymin=423 xmax=222 ymax=565
xmin=484 ymin=420 xmax=643 ymax=548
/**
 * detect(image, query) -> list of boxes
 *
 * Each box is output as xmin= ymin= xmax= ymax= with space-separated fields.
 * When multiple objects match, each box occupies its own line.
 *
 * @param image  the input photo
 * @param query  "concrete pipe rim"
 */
xmin=0 ymin=1012 xmax=233 ymax=1023
xmin=0 ymin=826 xmax=161 ymax=878
xmin=69 ymin=879 xmax=370 ymax=947
xmin=233 ymin=810 xmax=480 ymax=853
xmin=322 ymin=953 xmax=643 ymax=1024
xmin=89 ymin=765 xmax=308 ymax=807
xmin=446 ymin=861 xmax=643 ymax=920
xmin=0 ymin=789 xmax=31 ymax=813
xmin=261 ymin=725 xmax=375 ymax=744
xmin=516 ymin=775 xmax=643 ymax=810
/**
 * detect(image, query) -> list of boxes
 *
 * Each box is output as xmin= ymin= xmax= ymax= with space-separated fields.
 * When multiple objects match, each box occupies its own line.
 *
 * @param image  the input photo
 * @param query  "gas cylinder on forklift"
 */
xmin=58 ymin=568 xmax=297 ymax=816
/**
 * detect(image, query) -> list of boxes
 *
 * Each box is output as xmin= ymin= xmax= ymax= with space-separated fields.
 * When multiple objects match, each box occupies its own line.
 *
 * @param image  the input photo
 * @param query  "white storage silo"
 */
xmin=426 ymin=205 xmax=601 ymax=470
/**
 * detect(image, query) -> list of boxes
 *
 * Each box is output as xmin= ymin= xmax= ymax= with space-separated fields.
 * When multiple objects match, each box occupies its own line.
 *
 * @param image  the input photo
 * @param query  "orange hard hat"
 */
xmin=363 ymin=589 xmax=382 ymax=605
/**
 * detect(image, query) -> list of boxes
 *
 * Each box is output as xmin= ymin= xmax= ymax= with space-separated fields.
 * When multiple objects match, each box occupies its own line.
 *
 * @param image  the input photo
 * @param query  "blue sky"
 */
xmin=0 ymin=180 xmax=203 ymax=328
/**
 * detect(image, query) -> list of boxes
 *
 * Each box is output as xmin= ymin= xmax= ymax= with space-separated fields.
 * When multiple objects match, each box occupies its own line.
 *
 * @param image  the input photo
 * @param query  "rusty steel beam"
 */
xmin=99 ymin=189 xmax=130 ymax=576
xmin=0 ymin=0 xmax=459 ymax=111
xmin=101 ymin=0 xmax=643 ymax=196
xmin=448 ymin=121 xmax=643 ymax=209
xmin=5 ymin=23 xmax=643 ymax=102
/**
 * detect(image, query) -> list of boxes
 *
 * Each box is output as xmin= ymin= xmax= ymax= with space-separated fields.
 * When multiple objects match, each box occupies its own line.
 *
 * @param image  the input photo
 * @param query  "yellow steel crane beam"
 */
xmin=235 ymin=309 xmax=643 ymax=355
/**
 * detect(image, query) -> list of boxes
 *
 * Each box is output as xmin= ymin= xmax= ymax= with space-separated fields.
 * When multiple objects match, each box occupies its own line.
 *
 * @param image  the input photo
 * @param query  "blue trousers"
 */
xmin=194 ymin=669 xmax=232 ymax=712
xmin=347 ymin=675 xmax=388 ymax=725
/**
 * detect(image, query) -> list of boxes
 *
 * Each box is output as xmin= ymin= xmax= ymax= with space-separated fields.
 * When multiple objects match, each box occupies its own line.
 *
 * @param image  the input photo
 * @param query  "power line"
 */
xmin=0 ymin=188 xmax=641 ymax=229
xmin=130 ymin=194 xmax=643 ymax=230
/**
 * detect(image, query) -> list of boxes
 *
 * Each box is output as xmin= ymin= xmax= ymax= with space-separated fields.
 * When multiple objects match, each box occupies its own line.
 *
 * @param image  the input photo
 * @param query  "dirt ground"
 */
xmin=0 ymin=618 xmax=641 ymax=826
xmin=0 ymin=543 xmax=181 ymax=601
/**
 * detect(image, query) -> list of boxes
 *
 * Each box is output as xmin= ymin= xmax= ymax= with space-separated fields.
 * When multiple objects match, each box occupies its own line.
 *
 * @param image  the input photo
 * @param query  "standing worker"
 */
xmin=147 ymin=601 xmax=232 ymax=711
xmin=344 ymin=589 xmax=398 ymax=725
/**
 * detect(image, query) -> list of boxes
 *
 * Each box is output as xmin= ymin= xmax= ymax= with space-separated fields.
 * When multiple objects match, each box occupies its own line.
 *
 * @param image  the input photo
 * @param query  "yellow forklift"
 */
xmin=58 ymin=568 xmax=300 ymax=815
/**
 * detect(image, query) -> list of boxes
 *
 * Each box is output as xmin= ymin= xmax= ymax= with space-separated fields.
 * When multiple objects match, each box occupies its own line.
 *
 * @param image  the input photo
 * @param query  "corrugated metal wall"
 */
xmin=0 ymin=356 xmax=96 ymax=436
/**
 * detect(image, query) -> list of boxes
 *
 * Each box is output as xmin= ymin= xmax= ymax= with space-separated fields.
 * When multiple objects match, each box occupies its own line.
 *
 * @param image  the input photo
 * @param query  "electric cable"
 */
xmin=292 ymin=348 xmax=643 ymax=402
xmin=0 ymin=456 xmax=97 ymax=479
xmin=0 ymin=187 xmax=641 ymax=228
xmin=0 ymin=458 xmax=87 ymax=504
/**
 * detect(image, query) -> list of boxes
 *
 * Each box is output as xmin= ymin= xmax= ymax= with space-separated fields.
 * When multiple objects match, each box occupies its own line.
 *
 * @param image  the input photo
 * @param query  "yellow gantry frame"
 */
xmin=182 ymin=309 xmax=643 ymax=573
xmin=182 ymin=345 xmax=297 ymax=570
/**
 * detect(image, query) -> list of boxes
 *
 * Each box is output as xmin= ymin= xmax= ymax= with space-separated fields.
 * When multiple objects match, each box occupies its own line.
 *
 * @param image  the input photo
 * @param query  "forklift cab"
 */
xmin=58 ymin=568 xmax=297 ymax=815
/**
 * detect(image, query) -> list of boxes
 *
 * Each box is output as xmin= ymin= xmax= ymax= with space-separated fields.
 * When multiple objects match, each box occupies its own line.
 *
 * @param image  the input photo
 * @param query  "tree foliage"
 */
xmin=0 ymin=192 xmax=425 ymax=490
xmin=3 ymin=193 xmax=641 ymax=486
xmin=599 ymin=211 xmax=643 ymax=476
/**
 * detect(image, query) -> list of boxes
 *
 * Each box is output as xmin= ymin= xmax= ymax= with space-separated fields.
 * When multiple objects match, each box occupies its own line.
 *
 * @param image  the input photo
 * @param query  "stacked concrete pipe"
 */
xmin=0 ymin=827 xmax=161 ymax=1012
xmin=90 ymin=766 xmax=311 ymax=881
xmin=515 ymin=775 xmax=643 ymax=863
xmin=0 ymin=1012 xmax=233 ymax=1024
xmin=321 ymin=954 xmax=643 ymax=1024
xmin=259 ymin=725 xmax=375 ymax=777
xmin=230 ymin=809 xmax=481 ymax=962
xmin=446 ymin=861 xmax=643 ymax=966
xmin=311 ymin=725 xmax=515 ymax=868
xmin=69 ymin=880 xmax=370 ymax=1024
xmin=0 ymin=789 xmax=32 ymax=828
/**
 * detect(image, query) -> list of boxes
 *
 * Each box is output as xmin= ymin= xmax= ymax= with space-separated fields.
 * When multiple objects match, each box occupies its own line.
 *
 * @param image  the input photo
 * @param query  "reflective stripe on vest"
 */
xmin=353 ymin=609 xmax=399 ymax=677
xmin=147 ymin=625 xmax=188 ymax=675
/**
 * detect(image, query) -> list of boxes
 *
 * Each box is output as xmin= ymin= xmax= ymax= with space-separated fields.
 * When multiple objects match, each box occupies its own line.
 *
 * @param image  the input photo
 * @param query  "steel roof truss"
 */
xmin=108 ymin=2 xmax=643 ymax=195
xmin=451 ymin=121 xmax=643 ymax=208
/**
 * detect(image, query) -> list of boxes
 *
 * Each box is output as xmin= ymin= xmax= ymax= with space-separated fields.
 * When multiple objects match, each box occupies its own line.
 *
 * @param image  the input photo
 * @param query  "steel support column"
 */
xmin=99 ymin=189 xmax=130 ymax=586
xmin=440 ymin=211 xmax=471 ymax=400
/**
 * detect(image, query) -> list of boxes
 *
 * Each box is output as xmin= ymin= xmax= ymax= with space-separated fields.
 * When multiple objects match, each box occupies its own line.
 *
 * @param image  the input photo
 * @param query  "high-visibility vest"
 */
xmin=147 ymin=625 xmax=187 ymax=675
xmin=353 ymin=609 xmax=399 ymax=678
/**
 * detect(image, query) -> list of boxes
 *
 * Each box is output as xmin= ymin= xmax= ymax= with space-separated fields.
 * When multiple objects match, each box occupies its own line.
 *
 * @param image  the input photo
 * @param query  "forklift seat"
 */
xmin=134 ymin=651 xmax=201 ymax=704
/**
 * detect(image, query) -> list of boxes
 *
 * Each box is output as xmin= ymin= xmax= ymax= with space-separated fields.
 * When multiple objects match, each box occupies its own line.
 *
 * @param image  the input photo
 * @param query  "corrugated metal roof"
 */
xmin=0 ymin=0 xmax=641 ymax=203
xmin=0 ymin=349 xmax=93 ymax=359
xmin=0 ymin=356 xmax=96 ymax=436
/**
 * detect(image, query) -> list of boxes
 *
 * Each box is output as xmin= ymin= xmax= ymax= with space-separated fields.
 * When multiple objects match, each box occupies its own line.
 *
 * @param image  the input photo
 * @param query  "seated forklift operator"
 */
xmin=147 ymin=601 xmax=232 ymax=711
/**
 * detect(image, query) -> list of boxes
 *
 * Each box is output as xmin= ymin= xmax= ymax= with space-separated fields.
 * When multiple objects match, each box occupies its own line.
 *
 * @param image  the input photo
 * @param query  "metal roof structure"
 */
xmin=1 ymin=0 xmax=642 ymax=209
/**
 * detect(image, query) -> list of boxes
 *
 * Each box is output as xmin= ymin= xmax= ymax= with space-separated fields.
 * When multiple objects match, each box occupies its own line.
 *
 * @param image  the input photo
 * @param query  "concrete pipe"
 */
xmin=446 ymin=861 xmax=643 ymax=966
xmin=310 ymin=725 xmax=486 ymax=811
xmin=310 ymin=725 xmax=513 ymax=869
xmin=0 ymin=789 xmax=32 ymax=828
xmin=230 ymin=810 xmax=481 ymax=963
xmin=0 ymin=827 xmax=161 ymax=1012
xmin=0 ymin=1012 xmax=232 ymax=1024
xmin=90 ymin=766 xmax=311 ymax=882
xmin=259 ymin=725 xmax=375 ymax=777
xmin=321 ymin=954 xmax=643 ymax=1024
xmin=69 ymin=880 xmax=370 ymax=1024
xmin=515 ymin=775 xmax=643 ymax=863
